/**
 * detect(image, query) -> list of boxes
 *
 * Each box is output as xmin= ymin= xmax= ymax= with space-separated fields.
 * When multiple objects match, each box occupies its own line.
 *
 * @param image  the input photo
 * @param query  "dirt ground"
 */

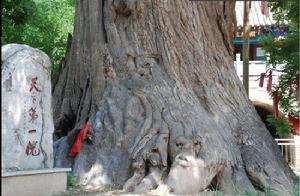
xmin=54 ymin=186 xmax=221 ymax=196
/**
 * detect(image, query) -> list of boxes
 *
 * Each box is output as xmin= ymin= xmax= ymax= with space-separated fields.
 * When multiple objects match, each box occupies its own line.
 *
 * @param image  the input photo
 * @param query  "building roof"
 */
xmin=235 ymin=1 xmax=275 ymax=27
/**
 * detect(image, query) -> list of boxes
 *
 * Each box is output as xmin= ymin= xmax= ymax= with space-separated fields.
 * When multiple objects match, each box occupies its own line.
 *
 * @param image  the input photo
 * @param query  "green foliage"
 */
xmin=2 ymin=0 xmax=75 ymax=78
xmin=293 ymin=175 xmax=300 ymax=196
xmin=266 ymin=115 xmax=292 ymax=138
xmin=263 ymin=187 xmax=277 ymax=196
xmin=2 ymin=0 xmax=37 ymax=25
xmin=261 ymin=1 xmax=300 ymax=117
xmin=268 ymin=1 xmax=299 ymax=27
xmin=67 ymin=173 xmax=76 ymax=187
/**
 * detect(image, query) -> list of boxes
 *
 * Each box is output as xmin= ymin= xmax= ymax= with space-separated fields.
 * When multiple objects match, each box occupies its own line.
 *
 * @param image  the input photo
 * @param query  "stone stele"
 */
xmin=2 ymin=44 xmax=54 ymax=172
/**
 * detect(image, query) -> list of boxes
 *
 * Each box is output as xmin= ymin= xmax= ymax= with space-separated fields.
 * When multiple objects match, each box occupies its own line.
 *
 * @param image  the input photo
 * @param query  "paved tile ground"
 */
xmin=239 ymin=75 xmax=279 ymax=105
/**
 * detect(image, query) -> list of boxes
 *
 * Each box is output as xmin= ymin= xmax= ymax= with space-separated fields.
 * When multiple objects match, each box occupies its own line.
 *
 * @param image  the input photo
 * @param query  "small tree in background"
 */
xmin=262 ymin=1 xmax=299 ymax=117
xmin=1 ymin=0 xmax=75 ymax=78
xmin=262 ymin=1 xmax=299 ymax=136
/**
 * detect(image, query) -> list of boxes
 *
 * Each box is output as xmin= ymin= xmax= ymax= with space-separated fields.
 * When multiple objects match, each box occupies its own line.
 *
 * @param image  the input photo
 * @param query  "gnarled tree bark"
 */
xmin=52 ymin=0 xmax=296 ymax=195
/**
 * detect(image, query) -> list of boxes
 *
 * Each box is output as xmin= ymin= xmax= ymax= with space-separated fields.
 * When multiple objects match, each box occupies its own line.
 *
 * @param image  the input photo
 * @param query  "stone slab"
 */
xmin=2 ymin=44 xmax=54 ymax=171
xmin=2 ymin=168 xmax=71 ymax=196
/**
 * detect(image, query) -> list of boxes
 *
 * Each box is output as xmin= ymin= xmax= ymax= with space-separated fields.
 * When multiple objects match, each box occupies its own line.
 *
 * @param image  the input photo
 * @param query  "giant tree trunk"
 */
xmin=52 ymin=0 xmax=295 ymax=194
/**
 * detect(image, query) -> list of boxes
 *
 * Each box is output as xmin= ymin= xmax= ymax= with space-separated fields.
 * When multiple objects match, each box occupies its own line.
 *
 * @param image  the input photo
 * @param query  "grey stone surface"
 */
xmin=1 ymin=44 xmax=54 ymax=171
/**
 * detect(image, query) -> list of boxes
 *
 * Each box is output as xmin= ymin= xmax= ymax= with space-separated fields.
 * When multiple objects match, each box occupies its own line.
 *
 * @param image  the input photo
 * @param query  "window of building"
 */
xmin=256 ymin=47 xmax=266 ymax=60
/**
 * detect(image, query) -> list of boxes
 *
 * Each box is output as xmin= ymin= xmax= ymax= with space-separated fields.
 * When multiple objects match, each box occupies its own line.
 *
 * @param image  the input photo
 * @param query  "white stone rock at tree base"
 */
xmin=1 ymin=44 xmax=54 ymax=172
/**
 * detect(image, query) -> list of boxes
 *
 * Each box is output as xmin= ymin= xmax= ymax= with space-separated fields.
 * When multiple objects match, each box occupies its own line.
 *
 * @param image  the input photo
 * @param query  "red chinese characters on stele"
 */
xmin=25 ymin=76 xmax=42 ymax=156
xmin=28 ymin=107 xmax=38 ymax=123
xmin=29 ymin=76 xmax=41 ymax=93
xmin=25 ymin=141 xmax=40 ymax=156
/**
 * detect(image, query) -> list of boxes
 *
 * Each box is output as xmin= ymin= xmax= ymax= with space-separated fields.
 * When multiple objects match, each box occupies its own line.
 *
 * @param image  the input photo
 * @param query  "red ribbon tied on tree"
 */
xmin=273 ymin=91 xmax=279 ymax=119
xmin=259 ymin=71 xmax=272 ymax=91
xmin=296 ymin=75 xmax=300 ymax=101
xmin=259 ymin=73 xmax=265 ymax=87
xmin=68 ymin=123 xmax=92 ymax=157
xmin=267 ymin=71 xmax=273 ymax=92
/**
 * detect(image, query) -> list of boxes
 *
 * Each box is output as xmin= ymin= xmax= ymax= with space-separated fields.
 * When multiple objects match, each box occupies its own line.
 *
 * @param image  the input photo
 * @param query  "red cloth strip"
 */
xmin=68 ymin=123 xmax=92 ymax=157
xmin=267 ymin=71 xmax=273 ymax=92
xmin=296 ymin=83 xmax=300 ymax=101
xmin=273 ymin=91 xmax=279 ymax=119
xmin=259 ymin=73 xmax=265 ymax=87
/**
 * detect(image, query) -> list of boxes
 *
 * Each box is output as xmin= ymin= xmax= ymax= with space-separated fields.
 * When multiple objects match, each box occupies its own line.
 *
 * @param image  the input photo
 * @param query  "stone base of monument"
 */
xmin=1 ymin=168 xmax=71 ymax=196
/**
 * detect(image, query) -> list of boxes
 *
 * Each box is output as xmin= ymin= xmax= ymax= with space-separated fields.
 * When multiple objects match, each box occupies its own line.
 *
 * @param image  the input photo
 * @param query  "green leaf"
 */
xmin=266 ymin=115 xmax=292 ymax=138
